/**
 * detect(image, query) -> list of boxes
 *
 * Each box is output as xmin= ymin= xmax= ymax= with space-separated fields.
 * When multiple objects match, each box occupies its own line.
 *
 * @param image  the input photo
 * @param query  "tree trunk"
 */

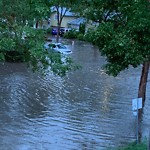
xmin=138 ymin=62 xmax=150 ymax=105
xmin=56 ymin=24 xmax=60 ymax=43
xmin=137 ymin=61 xmax=150 ymax=143
xmin=36 ymin=20 xmax=39 ymax=29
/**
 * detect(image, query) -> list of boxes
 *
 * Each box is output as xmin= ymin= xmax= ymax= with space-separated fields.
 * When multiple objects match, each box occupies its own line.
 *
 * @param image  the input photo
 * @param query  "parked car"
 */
xmin=59 ymin=28 xmax=65 ymax=37
xmin=51 ymin=28 xmax=57 ymax=35
xmin=51 ymin=28 xmax=65 ymax=36
xmin=44 ymin=42 xmax=72 ymax=55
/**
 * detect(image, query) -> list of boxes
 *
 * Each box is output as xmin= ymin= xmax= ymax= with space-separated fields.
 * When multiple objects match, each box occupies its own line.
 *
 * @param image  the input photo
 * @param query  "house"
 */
xmin=67 ymin=17 xmax=86 ymax=31
xmin=50 ymin=7 xmax=77 ymax=30
xmin=33 ymin=18 xmax=50 ymax=29
xmin=50 ymin=7 xmax=98 ymax=32
xmin=34 ymin=7 xmax=88 ymax=32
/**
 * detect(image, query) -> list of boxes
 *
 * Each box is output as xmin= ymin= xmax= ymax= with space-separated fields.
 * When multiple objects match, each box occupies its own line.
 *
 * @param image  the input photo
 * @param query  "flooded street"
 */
xmin=0 ymin=40 xmax=150 ymax=150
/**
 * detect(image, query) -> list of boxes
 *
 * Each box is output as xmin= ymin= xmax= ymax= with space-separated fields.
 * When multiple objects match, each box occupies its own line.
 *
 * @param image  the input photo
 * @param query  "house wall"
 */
xmin=42 ymin=20 xmax=50 ymax=29
xmin=50 ymin=12 xmax=77 ymax=28
xmin=68 ymin=24 xmax=79 ymax=30
xmin=33 ymin=19 xmax=50 ymax=29
xmin=61 ymin=16 xmax=77 ymax=28
xmin=50 ymin=13 xmax=58 ymax=27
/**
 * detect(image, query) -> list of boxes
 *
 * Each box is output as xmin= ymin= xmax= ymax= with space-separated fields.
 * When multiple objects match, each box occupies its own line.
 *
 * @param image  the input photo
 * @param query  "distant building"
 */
xmin=34 ymin=7 xmax=95 ymax=33
xmin=50 ymin=7 xmax=77 ymax=29
xmin=67 ymin=17 xmax=86 ymax=31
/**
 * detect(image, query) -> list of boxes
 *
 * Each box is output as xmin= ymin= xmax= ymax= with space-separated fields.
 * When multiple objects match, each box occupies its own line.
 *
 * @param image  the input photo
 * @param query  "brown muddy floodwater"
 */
xmin=0 ymin=40 xmax=150 ymax=150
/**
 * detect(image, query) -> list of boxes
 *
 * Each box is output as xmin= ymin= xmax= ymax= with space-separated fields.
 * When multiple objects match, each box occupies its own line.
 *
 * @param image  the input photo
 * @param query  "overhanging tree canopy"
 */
xmin=84 ymin=0 xmax=150 ymax=94
xmin=83 ymin=0 xmax=150 ymax=142
xmin=49 ymin=0 xmax=79 ymax=42
xmin=84 ymin=0 xmax=150 ymax=76
xmin=0 ymin=0 xmax=77 ymax=76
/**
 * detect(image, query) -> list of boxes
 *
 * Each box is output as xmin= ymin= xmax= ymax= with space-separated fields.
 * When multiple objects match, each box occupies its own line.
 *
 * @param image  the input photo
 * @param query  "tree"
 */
xmin=85 ymin=0 xmax=150 ymax=105
xmin=49 ymin=0 xmax=79 ymax=42
xmin=84 ymin=0 xmax=150 ymax=142
xmin=0 ymin=0 xmax=77 ymax=76
xmin=29 ymin=0 xmax=50 ymax=28
xmin=79 ymin=23 xmax=86 ymax=34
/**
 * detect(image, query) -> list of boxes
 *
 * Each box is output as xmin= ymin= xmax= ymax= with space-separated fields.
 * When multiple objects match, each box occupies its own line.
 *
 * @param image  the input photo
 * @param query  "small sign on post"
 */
xmin=132 ymin=98 xmax=142 ymax=116
xmin=132 ymin=97 xmax=143 ymax=144
xmin=132 ymin=98 xmax=142 ymax=110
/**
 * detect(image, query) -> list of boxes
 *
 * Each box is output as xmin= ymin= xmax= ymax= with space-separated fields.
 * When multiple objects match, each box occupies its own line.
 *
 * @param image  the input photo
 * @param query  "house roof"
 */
xmin=51 ymin=6 xmax=76 ymax=17
xmin=68 ymin=18 xmax=86 ymax=25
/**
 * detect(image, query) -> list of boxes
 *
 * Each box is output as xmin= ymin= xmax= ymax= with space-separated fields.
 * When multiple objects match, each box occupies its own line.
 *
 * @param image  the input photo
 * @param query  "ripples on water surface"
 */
xmin=0 ymin=41 xmax=150 ymax=150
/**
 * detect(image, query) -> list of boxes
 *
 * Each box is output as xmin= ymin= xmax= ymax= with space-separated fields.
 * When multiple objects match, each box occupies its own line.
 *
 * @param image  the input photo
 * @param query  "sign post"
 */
xmin=132 ymin=98 xmax=142 ymax=144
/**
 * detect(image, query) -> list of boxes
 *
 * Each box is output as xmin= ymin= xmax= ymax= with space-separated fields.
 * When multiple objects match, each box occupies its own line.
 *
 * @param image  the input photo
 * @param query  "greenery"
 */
xmin=0 ymin=0 xmax=78 ymax=76
xmin=82 ymin=0 xmax=150 ymax=76
xmin=81 ymin=0 xmax=150 ymax=108
xmin=63 ymin=29 xmax=79 ymax=39
xmin=46 ymin=27 xmax=52 ymax=34
xmin=79 ymin=23 xmax=85 ymax=34
xmin=84 ymin=29 xmax=96 ymax=44
xmin=77 ymin=33 xmax=85 ymax=41
xmin=116 ymin=142 xmax=147 ymax=150
xmin=49 ymin=0 xmax=80 ymax=42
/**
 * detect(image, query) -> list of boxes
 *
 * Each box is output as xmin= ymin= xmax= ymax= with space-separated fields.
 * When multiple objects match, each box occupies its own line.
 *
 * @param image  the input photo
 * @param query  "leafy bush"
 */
xmin=77 ymin=33 xmax=85 ymax=41
xmin=46 ymin=27 xmax=52 ymax=34
xmin=36 ymin=28 xmax=46 ymax=34
xmin=64 ymin=29 xmax=79 ymax=39
xmin=79 ymin=23 xmax=86 ymax=34
xmin=84 ymin=29 xmax=96 ymax=44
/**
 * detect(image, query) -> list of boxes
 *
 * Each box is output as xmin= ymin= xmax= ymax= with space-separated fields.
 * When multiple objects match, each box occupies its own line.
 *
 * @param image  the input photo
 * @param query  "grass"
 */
xmin=117 ymin=141 xmax=147 ymax=150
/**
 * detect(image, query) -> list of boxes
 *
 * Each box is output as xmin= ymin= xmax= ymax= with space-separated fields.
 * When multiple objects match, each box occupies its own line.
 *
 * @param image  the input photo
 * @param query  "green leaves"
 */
xmin=0 ymin=0 xmax=78 ymax=76
xmin=0 ymin=53 xmax=5 ymax=61
xmin=84 ymin=0 xmax=150 ymax=76
xmin=0 ymin=38 xmax=15 ymax=51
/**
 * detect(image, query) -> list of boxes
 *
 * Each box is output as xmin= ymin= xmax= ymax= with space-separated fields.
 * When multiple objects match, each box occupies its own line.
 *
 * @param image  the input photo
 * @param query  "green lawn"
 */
xmin=117 ymin=142 xmax=147 ymax=150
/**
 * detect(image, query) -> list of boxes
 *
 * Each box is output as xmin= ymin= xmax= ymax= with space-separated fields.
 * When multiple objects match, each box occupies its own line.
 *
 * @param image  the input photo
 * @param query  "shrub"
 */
xmin=77 ymin=33 xmax=85 ymax=41
xmin=84 ymin=29 xmax=96 ymax=44
xmin=46 ymin=28 xmax=52 ymax=34
xmin=79 ymin=23 xmax=86 ymax=34
xmin=64 ymin=29 xmax=79 ymax=39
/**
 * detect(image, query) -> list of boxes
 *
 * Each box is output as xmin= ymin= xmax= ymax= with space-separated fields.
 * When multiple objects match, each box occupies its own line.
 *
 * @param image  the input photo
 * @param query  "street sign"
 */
xmin=131 ymin=97 xmax=143 ymax=144
xmin=133 ymin=111 xmax=138 ymax=116
xmin=132 ymin=98 xmax=142 ymax=111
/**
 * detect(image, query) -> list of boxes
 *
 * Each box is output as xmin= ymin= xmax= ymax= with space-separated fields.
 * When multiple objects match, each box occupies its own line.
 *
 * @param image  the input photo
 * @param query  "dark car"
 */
xmin=51 ymin=28 xmax=57 ymax=35
xmin=59 ymin=28 xmax=65 ymax=37
xmin=51 ymin=28 xmax=65 ymax=36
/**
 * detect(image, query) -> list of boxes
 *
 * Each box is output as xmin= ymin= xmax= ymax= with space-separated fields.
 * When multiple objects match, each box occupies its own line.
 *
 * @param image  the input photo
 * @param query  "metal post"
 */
xmin=132 ymin=98 xmax=142 ymax=144
xmin=148 ymin=130 xmax=150 ymax=150
xmin=136 ymin=98 xmax=139 ymax=144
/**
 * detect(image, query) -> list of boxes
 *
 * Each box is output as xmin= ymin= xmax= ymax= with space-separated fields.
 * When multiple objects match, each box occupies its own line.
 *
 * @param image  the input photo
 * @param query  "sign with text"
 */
xmin=132 ymin=98 xmax=142 ymax=111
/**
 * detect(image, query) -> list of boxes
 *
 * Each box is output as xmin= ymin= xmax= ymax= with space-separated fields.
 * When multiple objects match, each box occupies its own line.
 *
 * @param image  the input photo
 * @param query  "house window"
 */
xmin=54 ymin=14 xmax=59 ymax=20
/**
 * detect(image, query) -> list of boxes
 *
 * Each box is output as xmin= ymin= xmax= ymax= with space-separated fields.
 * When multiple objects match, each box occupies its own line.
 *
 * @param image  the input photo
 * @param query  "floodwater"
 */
xmin=0 ymin=40 xmax=150 ymax=150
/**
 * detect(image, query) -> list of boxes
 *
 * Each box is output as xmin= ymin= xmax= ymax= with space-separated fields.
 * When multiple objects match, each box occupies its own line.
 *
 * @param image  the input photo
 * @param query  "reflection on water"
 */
xmin=0 ymin=40 xmax=150 ymax=150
